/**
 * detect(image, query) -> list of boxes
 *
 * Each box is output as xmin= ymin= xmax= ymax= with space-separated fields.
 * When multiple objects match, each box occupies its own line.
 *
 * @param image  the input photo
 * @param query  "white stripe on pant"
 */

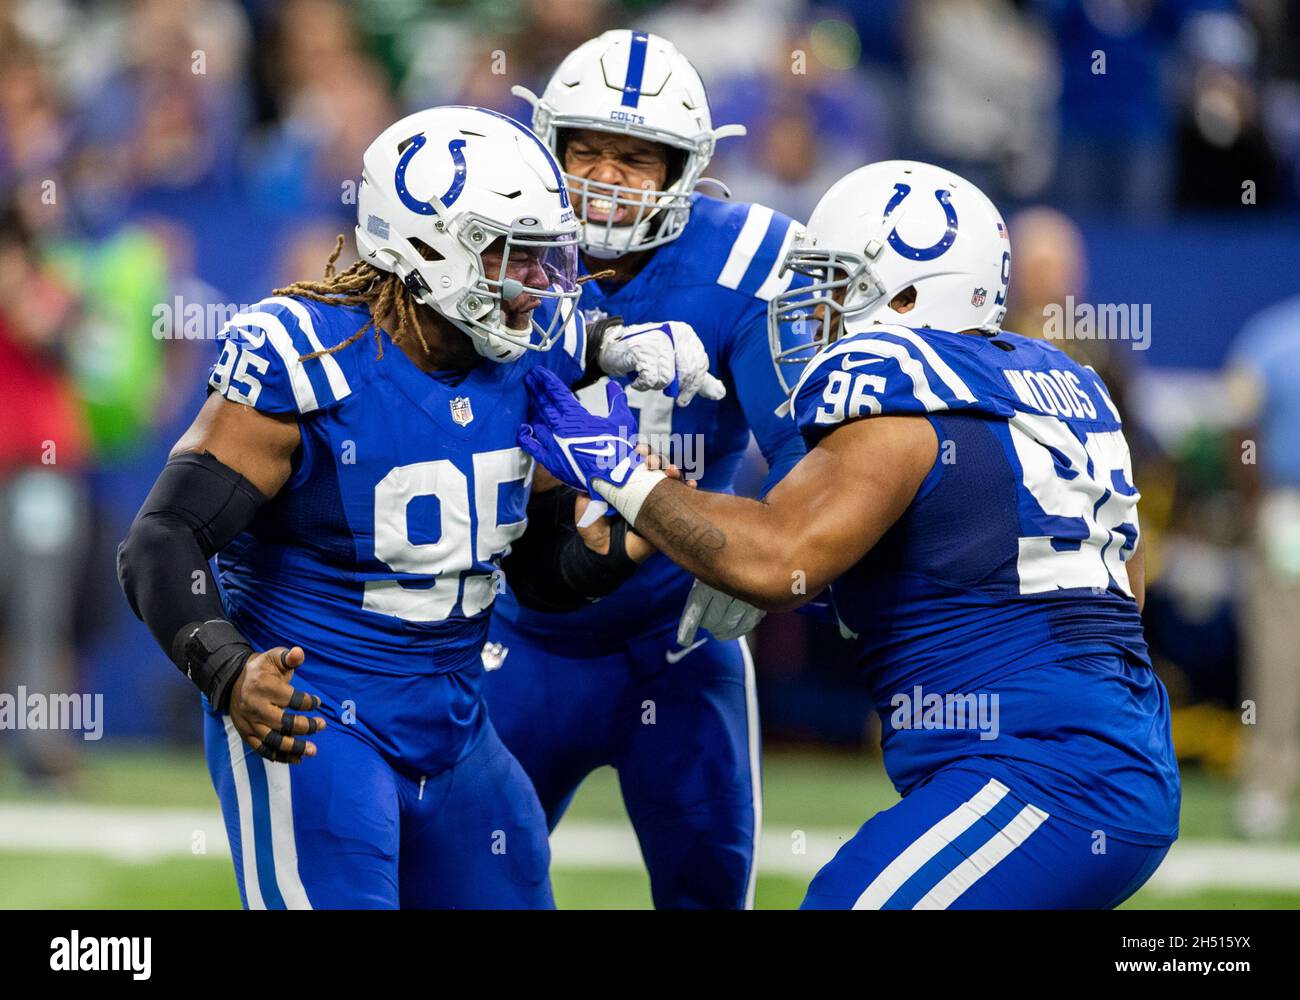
xmin=853 ymin=778 xmax=1049 ymax=909
xmin=222 ymin=717 xmax=313 ymax=909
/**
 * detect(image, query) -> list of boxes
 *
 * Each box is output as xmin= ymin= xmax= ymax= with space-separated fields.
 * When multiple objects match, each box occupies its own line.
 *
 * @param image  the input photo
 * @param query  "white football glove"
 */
xmin=598 ymin=321 xmax=726 ymax=406
xmin=677 ymin=579 xmax=766 ymax=645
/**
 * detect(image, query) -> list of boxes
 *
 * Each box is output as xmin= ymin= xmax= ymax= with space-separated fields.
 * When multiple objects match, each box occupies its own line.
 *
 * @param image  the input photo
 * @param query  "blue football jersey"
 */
xmin=204 ymin=294 xmax=586 ymax=772
xmin=495 ymin=194 xmax=808 ymax=643
xmin=793 ymin=324 xmax=1179 ymax=844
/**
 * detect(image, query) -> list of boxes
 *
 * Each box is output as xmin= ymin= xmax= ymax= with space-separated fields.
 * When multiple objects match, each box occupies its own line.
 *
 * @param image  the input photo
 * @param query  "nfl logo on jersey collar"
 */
xmin=450 ymin=395 xmax=474 ymax=426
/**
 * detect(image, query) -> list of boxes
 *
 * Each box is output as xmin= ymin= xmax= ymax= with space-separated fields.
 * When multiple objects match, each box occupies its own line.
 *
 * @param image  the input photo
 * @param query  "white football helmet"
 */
xmin=355 ymin=105 xmax=580 ymax=362
xmin=769 ymin=160 xmax=1012 ymax=396
xmin=512 ymin=29 xmax=745 ymax=258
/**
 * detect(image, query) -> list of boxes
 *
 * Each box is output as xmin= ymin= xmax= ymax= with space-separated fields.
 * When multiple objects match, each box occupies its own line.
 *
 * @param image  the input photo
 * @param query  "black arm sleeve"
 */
xmin=116 ymin=451 xmax=268 ymax=708
xmin=502 ymin=485 xmax=640 ymax=613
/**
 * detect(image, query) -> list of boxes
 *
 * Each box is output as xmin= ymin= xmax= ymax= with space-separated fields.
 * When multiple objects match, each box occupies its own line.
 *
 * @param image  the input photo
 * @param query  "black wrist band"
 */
xmin=171 ymin=619 xmax=254 ymax=712
xmin=557 ymin=514 xmax=638 ymax=598
xmin=503 ymin=486 xmax=641 ymax=612
xmin=605 ymin=518 xmax=639 ymax=574
xmin=575 ymin=315 xmax=625 ymax=389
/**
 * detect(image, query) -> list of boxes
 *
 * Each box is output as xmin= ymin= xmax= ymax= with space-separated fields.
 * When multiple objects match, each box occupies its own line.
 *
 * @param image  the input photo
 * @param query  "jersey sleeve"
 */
xmin=791 ymin=329 xmax=988 ymax=445
xmin=206 ymin=296 xmax=354 ymax=416
xmin=713 ymin=202 xmax=802 ymax=302
xmin=710 ymin=201 xmax=808 ymax=493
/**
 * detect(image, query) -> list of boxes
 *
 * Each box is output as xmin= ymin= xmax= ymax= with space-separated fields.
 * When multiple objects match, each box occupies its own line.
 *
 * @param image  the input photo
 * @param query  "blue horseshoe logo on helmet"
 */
xmin=883 ymin=183 xmax=959 ymax=261
xmin=394 ymin=134 xmax=469 ymax=215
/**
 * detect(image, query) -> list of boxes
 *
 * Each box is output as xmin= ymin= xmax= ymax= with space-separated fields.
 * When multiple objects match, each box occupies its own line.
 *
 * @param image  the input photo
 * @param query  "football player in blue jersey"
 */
xmin=517 ymin=159 xmax=1181 ymax=909
xmin=482 ymin=30 xmax=809 ymax=908
xmin=116 ymin=105 xmax=723 ymax=909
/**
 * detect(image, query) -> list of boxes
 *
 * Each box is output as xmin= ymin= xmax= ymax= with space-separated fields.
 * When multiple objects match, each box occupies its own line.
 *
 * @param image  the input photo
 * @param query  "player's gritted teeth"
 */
xmin=583 ymin=195 xmax=628 ymax=225
xmin=562 ymin=128 xmax=670 ymax=228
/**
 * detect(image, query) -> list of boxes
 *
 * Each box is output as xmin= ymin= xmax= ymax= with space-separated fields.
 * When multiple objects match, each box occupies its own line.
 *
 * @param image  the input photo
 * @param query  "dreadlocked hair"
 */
xmin=274 ymin=234 xmax=430 ymax=361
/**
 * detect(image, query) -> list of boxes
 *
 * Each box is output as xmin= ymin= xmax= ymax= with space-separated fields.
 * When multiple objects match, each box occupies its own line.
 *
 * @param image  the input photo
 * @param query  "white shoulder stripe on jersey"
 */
xmin=883 ymin=328 xmax=977 ymax=403
xmin=853 ymin=778 xmax=1009 ymax=909
xmin=912 ymin=801 xmax=1049 ymax=909
xmin=854 ymin=337 xmax=949 ymax=411
xmin=268 ymin=297 xmax=353 ymax=403
xmin=754 ymin=219 xmax=800 ymax=302
xmin=717 ymin=205 xmax=775 ymax=290
xmin=223 ymin=717 xmax=264 ymax=909
xmin=783 ymin=333 xmax=952 ymax=416
xmin=225 ymin=310 xmax=319 ymax=412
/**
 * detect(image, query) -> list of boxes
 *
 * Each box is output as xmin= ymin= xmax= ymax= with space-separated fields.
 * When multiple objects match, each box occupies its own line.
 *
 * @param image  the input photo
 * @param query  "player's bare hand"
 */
xmin=229 ymin=646 xmax=325 ymax=764
xmin=638 ymin=443 xmax=697 ymax=486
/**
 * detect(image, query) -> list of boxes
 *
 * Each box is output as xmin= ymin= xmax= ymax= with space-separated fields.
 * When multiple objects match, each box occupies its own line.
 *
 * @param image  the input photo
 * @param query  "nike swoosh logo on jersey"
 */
xmin=842 ymin=355 xmax=885 ymax=369
xmin=665 ymin=638 xmax=707 ymax=664
xmin=226 ymin=327 xmax=266 ymax=349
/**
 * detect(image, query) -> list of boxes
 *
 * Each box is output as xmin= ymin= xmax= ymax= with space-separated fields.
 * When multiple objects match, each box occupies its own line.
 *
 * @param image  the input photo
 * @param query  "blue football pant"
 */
xmin=483 ymin=615 xmax=762 ymax=909
xmin=802 ymin=765 xmax=1171 ymax=909
xmin=204 ymin=707 xmax=553 ymax=909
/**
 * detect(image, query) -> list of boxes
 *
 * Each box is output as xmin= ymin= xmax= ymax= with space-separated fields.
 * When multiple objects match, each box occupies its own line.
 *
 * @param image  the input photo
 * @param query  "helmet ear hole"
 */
xmin=664 ymin=147 xmax=688 ymax=188
xmin=889 ymin=285 xmax=917 ymax=314
xmin=409 ymin=238 xmax=444 ymax=263
xmin=554 ymin=127 xmax=573 ymax=168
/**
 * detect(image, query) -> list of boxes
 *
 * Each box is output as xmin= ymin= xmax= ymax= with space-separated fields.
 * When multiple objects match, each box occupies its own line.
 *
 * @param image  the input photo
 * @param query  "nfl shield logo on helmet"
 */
xmin=971 ymin=287 xmax=987 ymax=307
xmin=450 ymin=395 xmax=474 ymax=426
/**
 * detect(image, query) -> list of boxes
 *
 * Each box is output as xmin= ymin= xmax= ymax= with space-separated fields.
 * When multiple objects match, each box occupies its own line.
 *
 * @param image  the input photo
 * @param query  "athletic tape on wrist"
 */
xmin=592 ymin=465 xmax=667 ymax=525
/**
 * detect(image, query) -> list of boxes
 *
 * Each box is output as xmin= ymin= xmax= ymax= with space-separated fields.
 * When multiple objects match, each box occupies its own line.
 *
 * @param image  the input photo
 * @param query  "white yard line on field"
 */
xmin=1 ymin=802 xmax=1298 ymax=894
xmin=0 ymin=803 xmax=224 ymax=863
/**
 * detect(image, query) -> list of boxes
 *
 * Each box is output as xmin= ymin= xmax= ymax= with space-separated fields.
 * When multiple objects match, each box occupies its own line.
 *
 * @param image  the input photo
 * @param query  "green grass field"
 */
xmin=1 ymin=748 xmax=1296 ymax=909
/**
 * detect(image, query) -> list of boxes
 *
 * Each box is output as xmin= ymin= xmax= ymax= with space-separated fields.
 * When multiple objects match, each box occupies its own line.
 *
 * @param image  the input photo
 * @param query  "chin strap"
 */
xmin=511 ymin=84 xmax=543 ymax=109
xmin=692 ymin=177 xmax=733 ymax=200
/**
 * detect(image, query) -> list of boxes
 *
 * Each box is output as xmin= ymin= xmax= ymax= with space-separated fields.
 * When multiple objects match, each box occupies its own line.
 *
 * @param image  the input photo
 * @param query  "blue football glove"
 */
xmin=518 ymin=367 xmax=646 ymax=526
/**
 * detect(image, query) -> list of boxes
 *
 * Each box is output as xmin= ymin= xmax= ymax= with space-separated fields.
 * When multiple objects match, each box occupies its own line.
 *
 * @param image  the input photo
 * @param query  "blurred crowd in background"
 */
xmin=2 ymin=0 xmax=1300 ymax=837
